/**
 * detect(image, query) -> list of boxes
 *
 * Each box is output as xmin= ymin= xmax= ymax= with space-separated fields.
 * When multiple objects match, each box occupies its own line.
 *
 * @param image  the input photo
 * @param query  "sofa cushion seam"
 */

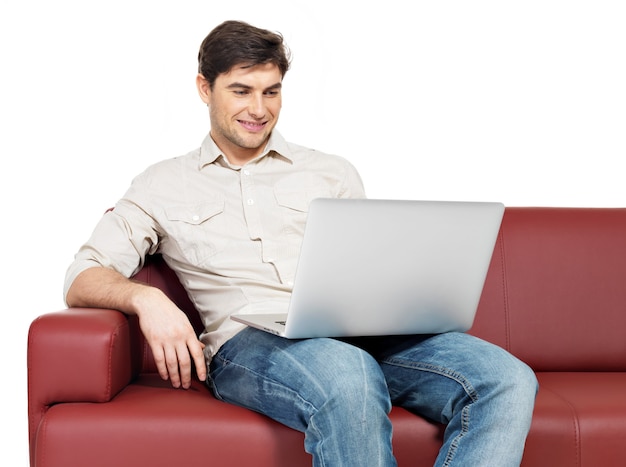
xmin=497 ymin=228 xmax=512 ymax=350
xmin=542 ymin=385 xmax=582 ymax=466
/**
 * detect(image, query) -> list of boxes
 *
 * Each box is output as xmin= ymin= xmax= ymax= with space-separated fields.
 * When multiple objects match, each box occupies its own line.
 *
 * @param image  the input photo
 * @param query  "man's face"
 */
xmin=198 ymin=63 xmax=283 ymax=165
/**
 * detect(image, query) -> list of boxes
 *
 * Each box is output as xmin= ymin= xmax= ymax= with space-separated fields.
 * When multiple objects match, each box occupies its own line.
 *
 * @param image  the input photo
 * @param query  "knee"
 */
xmin=438 ymin=333 xmax=538 ymax=402
xmin=506 ymin=357 xmax=538 ymax=402
xmin=481 ymin=348 xmax=538 ymax=410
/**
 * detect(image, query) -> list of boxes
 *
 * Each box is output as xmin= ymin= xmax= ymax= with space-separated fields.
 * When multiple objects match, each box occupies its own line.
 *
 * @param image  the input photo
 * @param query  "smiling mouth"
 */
xmin=238 ymin=120 xmax=267 ymax=132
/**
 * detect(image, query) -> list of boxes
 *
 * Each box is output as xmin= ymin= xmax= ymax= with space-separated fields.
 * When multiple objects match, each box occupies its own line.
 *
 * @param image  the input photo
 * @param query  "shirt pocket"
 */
xmin=274 ymin=187 xmax=332 ymax=240
xmin=163 ymin=199 xmax=228 ymax=265
xmin=274 ymin=190 xmax=312 ymax=212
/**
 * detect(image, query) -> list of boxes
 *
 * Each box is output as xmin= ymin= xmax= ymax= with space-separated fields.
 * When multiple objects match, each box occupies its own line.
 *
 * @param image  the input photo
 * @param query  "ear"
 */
xmin=196 ymin=74 xmax=211 ymax=104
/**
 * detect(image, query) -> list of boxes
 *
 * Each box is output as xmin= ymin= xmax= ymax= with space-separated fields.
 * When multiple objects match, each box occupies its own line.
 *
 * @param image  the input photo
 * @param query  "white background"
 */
xmin=2 ymin=1 xmax=625 ymax=464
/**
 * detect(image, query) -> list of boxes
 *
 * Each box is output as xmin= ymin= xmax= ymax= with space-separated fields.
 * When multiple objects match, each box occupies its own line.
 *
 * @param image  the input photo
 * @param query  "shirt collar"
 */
xmin=199 ymin=129 xmax=294 ymax=169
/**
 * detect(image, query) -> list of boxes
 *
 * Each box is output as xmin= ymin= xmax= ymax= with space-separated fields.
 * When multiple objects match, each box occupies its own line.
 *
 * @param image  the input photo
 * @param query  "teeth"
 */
xmin=240 ymin=120 xmax=264 ymax=129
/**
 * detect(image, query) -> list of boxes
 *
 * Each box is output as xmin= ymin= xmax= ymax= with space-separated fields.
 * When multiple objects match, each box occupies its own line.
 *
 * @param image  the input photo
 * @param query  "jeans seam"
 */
xmin=381 ymin=357 xmax=478 ymax=466
xmin=381 ymin=357 xmax=480 ymax=402
xmin=441 ymin=404 xmax=471 ymax=467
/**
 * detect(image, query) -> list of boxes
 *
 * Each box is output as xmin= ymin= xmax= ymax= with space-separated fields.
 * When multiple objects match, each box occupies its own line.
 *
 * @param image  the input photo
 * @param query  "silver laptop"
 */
xmin=231 ymin=198 xmax=504 ymax=339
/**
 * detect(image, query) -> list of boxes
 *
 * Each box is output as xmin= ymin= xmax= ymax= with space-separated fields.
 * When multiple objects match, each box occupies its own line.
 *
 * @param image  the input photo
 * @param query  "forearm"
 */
xmin=65 ymin=266 xmax=160 ymax=316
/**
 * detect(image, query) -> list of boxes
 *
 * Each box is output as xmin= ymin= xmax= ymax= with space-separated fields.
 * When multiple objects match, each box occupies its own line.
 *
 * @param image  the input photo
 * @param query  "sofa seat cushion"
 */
xmin=35 ymin=372 xmax=626 ymax=466
xmin=522 ymin=372 xmax=626 ymax=466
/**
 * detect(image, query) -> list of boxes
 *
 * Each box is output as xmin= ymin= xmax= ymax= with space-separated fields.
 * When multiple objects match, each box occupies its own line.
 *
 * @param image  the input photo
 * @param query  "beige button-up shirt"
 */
xmin=64 ymin=130 xmax=366 ymax=359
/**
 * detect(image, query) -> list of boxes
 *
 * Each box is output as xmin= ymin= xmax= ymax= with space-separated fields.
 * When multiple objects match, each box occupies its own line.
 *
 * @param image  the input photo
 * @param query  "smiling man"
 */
xmin=64 ymin=20 xmax=537 ymax=466
xmin=197 ymin=62 xmax=283 ymax=165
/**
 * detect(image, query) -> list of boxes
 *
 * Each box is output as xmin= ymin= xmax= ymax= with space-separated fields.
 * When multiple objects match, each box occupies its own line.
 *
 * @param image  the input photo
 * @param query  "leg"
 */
xmin=208 ymin=327 xmax=398 ymax=467
xmin=371 ymin=332 xmax=538 ymax=467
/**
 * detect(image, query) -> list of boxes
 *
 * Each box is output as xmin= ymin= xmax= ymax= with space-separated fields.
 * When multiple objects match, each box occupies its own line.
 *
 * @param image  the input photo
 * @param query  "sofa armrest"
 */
xmin=27 ymin=308 xmax=136 ymax=447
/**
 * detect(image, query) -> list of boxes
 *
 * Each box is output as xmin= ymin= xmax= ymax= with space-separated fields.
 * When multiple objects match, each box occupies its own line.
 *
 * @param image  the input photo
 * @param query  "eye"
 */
xmin=233 ymin=89 xmax=249 ymax=96
xmin=264 ymin=89 xmax=280 ymax=97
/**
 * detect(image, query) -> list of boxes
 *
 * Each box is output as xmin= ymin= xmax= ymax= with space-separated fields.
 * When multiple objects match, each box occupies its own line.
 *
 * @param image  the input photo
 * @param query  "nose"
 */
xmin=248 ymin=93 xmax=265 ymax=119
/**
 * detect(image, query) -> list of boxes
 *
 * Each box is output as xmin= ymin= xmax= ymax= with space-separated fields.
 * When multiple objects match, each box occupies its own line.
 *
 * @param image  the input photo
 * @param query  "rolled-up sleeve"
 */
xmin=63 ymin=195 xmax=160 ymax=304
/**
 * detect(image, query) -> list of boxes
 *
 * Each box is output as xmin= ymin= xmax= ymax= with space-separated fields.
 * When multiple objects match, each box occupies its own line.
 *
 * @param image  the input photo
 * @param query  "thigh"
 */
xmin=208 ymin=327 xmax=386 ymax=430
xmin=371 ymin=332 xmax=533 ymax=422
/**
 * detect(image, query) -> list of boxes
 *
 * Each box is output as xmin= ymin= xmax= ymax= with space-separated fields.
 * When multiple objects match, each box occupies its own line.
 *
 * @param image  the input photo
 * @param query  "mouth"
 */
xmin=238 ymin=119 xmax=267 ymax=132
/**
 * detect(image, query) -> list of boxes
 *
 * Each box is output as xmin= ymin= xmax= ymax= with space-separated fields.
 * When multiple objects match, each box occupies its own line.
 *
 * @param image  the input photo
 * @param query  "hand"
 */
xmin=66 ymin=267 xmax=207 ymax=389
xmin=135 ymin=287 xmax=207 ymax=389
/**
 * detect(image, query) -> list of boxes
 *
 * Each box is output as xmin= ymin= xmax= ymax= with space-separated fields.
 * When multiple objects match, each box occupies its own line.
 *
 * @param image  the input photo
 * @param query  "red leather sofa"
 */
xmin=28 ymin=207 xmax=626 ymax=466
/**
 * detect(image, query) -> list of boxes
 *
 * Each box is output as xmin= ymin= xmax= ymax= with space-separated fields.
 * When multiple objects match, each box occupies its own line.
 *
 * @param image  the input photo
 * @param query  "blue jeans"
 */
xmin=208 ymin=328 xmax=537 ymax=466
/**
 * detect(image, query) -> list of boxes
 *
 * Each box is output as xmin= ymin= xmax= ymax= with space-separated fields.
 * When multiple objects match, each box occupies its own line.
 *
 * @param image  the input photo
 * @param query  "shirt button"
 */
xmin=192 ymin=215 xmax=200 ymax=221
xmin=247 ymin=199 xmax=254 ymax=205
xmin=243 ymin=169 xmax=250 ymax=176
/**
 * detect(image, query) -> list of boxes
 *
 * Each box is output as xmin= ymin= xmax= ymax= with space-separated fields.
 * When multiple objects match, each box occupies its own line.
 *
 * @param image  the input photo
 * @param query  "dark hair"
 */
xmin=198 ymin=20 xmax=291 ymax=89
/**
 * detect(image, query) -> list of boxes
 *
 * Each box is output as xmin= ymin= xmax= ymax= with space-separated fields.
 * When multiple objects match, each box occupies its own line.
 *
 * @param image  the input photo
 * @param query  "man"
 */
xmin=65 ymin=20 xmax=537 ymax=466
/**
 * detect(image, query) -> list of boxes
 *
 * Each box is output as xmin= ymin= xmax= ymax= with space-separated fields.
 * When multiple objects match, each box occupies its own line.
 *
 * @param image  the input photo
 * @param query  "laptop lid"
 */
xmin=232 ymin=198 xmax=504 ymax=339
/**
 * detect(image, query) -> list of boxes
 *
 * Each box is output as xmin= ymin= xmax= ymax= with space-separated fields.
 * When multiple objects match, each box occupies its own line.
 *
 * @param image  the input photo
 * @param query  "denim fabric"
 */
xmin=208 ymin=328 xmax=537 ymax=467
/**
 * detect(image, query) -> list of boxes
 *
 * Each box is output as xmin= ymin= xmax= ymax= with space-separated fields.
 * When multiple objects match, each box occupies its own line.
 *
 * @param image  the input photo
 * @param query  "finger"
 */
xmin=151 ymin=345 xmax=171 ymax=383
xmin=163 ymin=345 xmax=182 ymax=388
xmin=189 ymin=340 xmax=207 ymax=382
xmin=175 ymin=344 xmax=193 ymax=389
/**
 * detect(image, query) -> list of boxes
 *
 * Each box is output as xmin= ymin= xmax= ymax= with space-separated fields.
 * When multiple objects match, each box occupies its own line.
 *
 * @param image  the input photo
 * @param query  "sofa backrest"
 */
xmin=470 ymin=207 xmax=626 ymax=371
xmin=132 ymin=207 xmax=626 ymax=374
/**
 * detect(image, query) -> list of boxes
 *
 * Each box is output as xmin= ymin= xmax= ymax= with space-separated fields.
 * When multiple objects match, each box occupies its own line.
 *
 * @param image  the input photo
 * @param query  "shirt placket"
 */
xmin=240 ymin=167 xmax=277 ymax=266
